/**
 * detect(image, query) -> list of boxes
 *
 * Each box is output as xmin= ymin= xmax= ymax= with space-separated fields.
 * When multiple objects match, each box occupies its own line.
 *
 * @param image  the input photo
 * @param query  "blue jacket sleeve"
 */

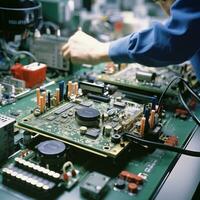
xmin=109 ymin=0 xmax=200 ymax=67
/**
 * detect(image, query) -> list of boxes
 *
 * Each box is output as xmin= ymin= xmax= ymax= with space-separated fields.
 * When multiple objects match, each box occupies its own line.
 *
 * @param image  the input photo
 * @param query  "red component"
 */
xmin=188 ymin=97 xmax=197 ymax=110
xmin=165 ymin=135 xmax=178 ymax=146
xmin=11 ymin=62 xmax=47 ymax=88
xmin=114 ymin=21 xmax=123 ymax=33
xmin=119 ymin=171 xmax=129 ymax=180
xmin=175 ymin=108 xmax=188 ymax=116
xmin=128 ymin=183 xmax=138 ymax=193
xmin=63 ymin=173 xmax=69 ymax=181
xmin=119 ymin=171 xmax=143 ymax=185
xmin=126 ymin=173 xmax=143 ymax=185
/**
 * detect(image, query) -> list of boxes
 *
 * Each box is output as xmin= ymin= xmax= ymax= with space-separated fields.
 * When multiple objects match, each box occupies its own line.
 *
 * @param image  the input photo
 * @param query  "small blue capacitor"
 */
xmin=59 ymin=81 xmax=65 ymax=101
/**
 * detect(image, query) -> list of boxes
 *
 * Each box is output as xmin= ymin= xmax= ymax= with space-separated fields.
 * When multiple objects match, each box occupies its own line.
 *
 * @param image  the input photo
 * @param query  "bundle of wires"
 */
xmin=125 ymin=76 xmax=200 ymax=157
xmin=0 ymin=39 xmax=36 ymax=71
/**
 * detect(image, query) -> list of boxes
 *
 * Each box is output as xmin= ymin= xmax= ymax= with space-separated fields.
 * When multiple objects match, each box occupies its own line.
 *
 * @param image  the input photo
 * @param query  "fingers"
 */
xmin=63 ymin=48 xmax=70 ymax=60
xmin=62 ymin=42 xmax=69 ymax=52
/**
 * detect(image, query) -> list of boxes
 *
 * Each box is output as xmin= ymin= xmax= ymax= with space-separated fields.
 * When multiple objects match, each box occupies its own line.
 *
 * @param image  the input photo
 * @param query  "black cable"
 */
xmin=158 ymin=76 xmax=180 ymax=108
xmin=125 ymin=133 xmax=200 ymax=157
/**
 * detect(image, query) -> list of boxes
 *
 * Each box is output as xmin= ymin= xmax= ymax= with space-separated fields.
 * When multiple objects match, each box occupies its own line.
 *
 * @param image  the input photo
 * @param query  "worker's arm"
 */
xmin=109 ymin=0 xmax=200 ymax=66
xmin=62 ymin=0 xmax=200 ymax=66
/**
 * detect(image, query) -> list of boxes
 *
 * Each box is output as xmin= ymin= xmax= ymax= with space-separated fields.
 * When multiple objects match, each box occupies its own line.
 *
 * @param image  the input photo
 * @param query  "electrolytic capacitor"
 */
xmin=59 ymin=81 xmax=65 ymax=101
xmin=65 ymin=83 xmax=68 ymax=100
xmin=40 ymin=96 xmax=44 ymax=113
xmin=140 ymin=116 xmax=146 ymax=136
xmin=42 ymin=91 xmax=46 ymax=107
xmin=68 ymin=81 xmax=72 ymax=97
xmin=144 ymin=107 xmax=150 ymax=131
xmin=104 ymin=125 xmax=112 ymax=137
xmin=55 ymin=88 xmax=60 ymax=105
xmin=74 ymin=82 xmax=79 ymax=97
xmin=47 ymin=91 xmax=51 ymax=108
xmin=149 ymin=110 xmax=155 ymax=129
xmin=36 ymin=88 xmax=40 ymax=106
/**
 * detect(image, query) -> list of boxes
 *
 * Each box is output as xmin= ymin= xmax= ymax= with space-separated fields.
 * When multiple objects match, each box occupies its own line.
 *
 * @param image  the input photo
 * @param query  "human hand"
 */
xmin=62 ymin=30 xmax=111 ymax=65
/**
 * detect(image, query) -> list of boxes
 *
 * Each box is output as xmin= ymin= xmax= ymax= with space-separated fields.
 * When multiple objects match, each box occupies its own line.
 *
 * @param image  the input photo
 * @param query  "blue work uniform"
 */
xmin=109 ymin=0 xmax=200 ymax=80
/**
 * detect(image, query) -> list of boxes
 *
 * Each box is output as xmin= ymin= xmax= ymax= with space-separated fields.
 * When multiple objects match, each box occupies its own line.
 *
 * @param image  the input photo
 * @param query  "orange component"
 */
xmin=56 ymin=88 xmax=60 ymax=105
xmin=119 ymin=171 xmax=129 ymax=180
xmin=175 ymin=108 xmax=188 ymax=116
xmin=42 ymin=91 xmax=46 ymax=106
xmin=74 ymin=82 xmax=79 ymax=97
xmin=149 ymin=110 xmax=155 ymax=129
xmin=128 ymin=183 xmax=138 ymax=193
xmin=140 ymin=117 xmax=146 ymax=136
xmin=119 ymin=171 xmax=143 ymax=185
xmin=165 ymin=135 xmax=178 ymax=146
xmin=126 ymin=173 xmax=143 ymax=185
xmin=11 ymin=62 xmax=47 ymax=88
xmin=36 ymin=88 xmax=40 ymax=106
xmin=68 ymin=81 xmax=72 ymax=97
xmin=39 ymin=96 xmax=44 ymax=113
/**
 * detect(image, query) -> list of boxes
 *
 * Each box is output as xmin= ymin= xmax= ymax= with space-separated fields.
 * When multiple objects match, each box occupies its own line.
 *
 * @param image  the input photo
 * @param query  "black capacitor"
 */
xmin=111 ymin=134 xmax=121 ymax=144
xmin=114 ymin=178 xmax=126 ymax=190
xmin=37 ymin=140 xmax=67 ymax=171
xmin=75 ymin=107 xmax=100 ymax=127
xmin=59 ymin=81 xmax=65 ymax=101
xmin=64 ymin=84 xmax=68 ymax=100
xmin=47 ymin=91 xmax=51 ymax=108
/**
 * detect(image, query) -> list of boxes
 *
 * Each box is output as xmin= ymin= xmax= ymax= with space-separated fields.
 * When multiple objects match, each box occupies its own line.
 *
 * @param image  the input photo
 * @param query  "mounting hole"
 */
xmin=23 ymin=119 xmax=29 ymax=122
xmin=103 ymin=146 xmax=110 ymax=151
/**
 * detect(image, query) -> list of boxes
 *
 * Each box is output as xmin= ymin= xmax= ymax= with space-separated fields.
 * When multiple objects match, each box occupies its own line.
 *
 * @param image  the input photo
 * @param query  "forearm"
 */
xmin=96 ymin=42 xmax=111 ymax=63
xmin=109 ymin=0 xmax=200 ymax=67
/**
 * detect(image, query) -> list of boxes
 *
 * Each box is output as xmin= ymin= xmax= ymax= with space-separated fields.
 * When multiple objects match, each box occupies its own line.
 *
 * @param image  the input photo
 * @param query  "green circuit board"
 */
xmin=98 ymin=64 xmax=192 ymax=96
xmin=0 ymin=79 xmax=198 ymax=200
xmin=17 ymin=95 xmax=143 ymax=158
